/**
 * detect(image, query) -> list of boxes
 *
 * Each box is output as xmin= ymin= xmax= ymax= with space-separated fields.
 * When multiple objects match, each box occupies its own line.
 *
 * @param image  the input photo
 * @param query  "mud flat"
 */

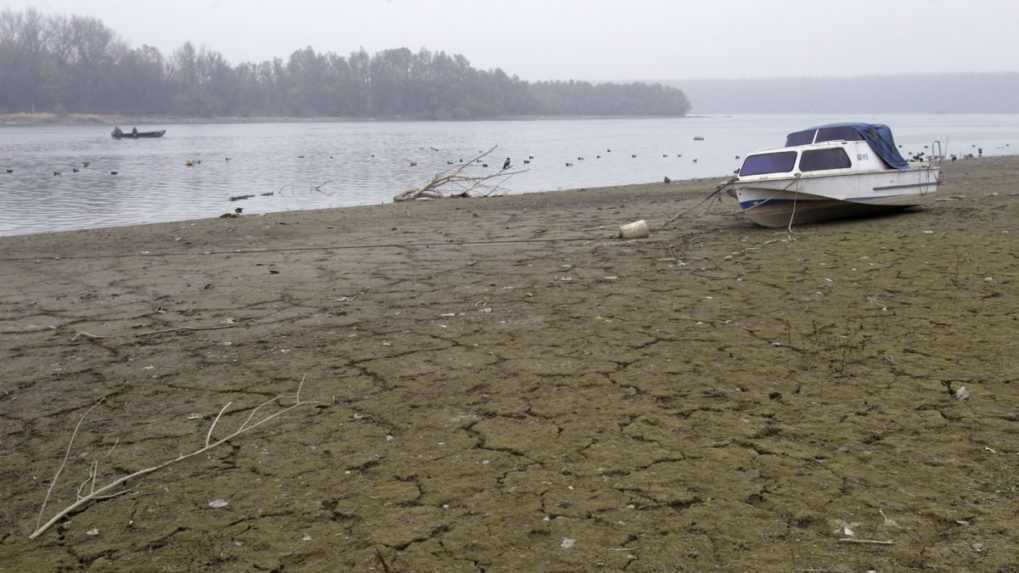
xmin=1 ymin=158 xmax=1017 ymax=572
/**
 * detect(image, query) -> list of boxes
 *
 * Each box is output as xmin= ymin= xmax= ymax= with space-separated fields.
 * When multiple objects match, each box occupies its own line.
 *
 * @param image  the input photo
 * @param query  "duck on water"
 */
xmin=728 ymin=123 xmax=942 ymax=228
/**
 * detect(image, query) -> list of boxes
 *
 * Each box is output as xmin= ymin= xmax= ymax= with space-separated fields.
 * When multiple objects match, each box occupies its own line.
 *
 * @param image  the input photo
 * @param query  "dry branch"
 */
xmin=394 ymin=145 xmax=527 ymax=202
xmin=837 ymin=538 xmax=895 ymax=546
xmin=30 ymin=378 xmax=317 ymax=540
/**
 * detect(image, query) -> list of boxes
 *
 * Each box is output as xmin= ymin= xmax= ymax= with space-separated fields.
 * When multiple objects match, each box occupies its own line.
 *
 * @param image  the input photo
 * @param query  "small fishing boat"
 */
xmin=111 ymin=127 xmax=166 ymax=140
xmin=729 ymin=123 xmax=942 ymax=227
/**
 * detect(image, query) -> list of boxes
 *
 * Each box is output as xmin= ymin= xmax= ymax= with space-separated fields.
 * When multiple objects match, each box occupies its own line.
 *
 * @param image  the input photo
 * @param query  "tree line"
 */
xmin=0 ymin=9 xmax=691 ymax=119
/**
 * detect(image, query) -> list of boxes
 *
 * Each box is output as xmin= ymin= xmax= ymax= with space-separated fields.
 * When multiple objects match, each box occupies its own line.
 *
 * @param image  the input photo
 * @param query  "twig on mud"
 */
xmin=35 ymin=401 xmax=103 ymax=534
xmin=375 ymin=548 xmax=394 ymax=573
xmin=837 ymin=538 xmax=895 ymax=546
xmin=30 ymin=377 xmax=317 ymax=540
xmin=133 ymin=324 xmax=239 ymax=337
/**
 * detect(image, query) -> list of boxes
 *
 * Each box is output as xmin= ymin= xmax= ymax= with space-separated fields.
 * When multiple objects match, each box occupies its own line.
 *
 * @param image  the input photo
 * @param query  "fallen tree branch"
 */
xmin=30 ymin=377 xmax=317 ymax=540
xmin=837 ymin=538 xmax=895 ymax=546
xmin=394 ymin=145 xmax=527 ymax=202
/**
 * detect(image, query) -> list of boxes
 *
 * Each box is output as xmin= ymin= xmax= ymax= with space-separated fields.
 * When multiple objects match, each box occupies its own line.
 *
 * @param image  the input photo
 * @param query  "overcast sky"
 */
xmin=4 ymin=0 xmax=1018 ymax=81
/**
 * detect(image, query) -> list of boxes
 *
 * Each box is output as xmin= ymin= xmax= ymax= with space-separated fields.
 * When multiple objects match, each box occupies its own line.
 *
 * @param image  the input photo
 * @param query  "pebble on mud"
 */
xmin=208 ymin=499 xmax=230 ymax=509
xmin=560 ymin=538 xmax=576 ymax=549
xmin=954 ymin=386 xmax=971 ymax=401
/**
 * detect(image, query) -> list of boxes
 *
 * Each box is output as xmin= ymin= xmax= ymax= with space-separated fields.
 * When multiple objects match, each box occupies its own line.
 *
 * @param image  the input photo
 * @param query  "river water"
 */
xmin=1 ymin=114 xmax=1017 ymax=236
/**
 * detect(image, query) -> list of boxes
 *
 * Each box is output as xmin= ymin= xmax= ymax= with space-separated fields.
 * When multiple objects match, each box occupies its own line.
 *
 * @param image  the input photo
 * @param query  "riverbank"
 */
xmin=1 ymin=158 xmax=1017 ymax=572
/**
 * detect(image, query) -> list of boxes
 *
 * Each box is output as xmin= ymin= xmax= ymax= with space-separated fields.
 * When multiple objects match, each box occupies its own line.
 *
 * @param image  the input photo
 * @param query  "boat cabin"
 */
xmin=738 ymin=123 xmax=910 ymax=179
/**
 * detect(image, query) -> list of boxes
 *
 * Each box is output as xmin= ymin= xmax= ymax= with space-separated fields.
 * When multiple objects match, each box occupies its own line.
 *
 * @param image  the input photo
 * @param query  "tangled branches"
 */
xmin=394 ymin=146 xmax=527 ymax=202
xmin=30 ymin=378 xmax=317 ymax=540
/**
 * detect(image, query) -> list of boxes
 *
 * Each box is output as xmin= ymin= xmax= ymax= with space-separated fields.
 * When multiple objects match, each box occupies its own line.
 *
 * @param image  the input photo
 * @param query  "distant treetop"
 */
xmin=0 ymin=9 xmax=691 ymax=119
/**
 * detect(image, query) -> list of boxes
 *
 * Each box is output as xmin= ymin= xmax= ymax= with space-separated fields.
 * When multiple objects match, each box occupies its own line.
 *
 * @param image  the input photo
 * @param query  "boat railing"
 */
xmin=930 ymin=140 xmax=945 ymax=167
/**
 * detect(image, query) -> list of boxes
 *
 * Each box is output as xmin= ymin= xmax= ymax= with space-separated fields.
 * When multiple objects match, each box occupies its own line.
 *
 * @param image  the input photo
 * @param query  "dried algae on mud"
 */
xmin=0 ymin=157 xmax=1017 ymax=572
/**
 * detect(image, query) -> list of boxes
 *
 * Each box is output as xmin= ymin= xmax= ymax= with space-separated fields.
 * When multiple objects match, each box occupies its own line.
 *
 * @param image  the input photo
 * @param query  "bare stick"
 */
xmin=36 ymin=402 xmax=101 ymax=531
xmin=838 ymin=538 xmax=895 ymax=546
xmin=104 ymin=437 xmax=120 ymax=459
xmin=205 ymin=402 xmax=232 ymax=447
xmin=30 ymin=380 xmax=316 ymax=540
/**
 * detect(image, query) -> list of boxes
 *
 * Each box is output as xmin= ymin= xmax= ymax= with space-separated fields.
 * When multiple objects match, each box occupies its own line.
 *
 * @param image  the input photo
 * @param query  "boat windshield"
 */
xmin=740 ymin=151 xmax=798 ymax=176
xmin=786 ymin=130 xmax=815 ymax=146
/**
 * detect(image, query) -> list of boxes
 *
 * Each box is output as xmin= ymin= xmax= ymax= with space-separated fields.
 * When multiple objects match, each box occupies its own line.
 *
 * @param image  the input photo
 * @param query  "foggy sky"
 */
xmin=5 ymin=0 xmax=1018 ymax=81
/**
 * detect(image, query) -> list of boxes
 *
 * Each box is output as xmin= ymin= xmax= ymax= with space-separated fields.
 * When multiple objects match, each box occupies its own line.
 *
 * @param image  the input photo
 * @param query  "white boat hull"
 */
xmin=733 ymin=167 xmax=941 ymax=228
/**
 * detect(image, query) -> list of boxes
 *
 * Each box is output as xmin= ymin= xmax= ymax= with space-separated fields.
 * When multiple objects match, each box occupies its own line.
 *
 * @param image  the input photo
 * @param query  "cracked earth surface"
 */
xmin=1 ymin=158 xmax=1017 ymax=572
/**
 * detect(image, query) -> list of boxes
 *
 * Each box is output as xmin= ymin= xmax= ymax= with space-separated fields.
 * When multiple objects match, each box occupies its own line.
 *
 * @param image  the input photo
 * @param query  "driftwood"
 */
xmin=30 ymin=378 xmax=316 ymax=539
xmin=394 ymin=146 xmax=527 ymax=202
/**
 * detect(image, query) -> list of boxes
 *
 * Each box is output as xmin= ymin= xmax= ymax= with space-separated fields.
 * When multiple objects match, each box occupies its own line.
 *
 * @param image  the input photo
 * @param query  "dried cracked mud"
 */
xmin=0 ymin=158 xmax=1017 ymax=572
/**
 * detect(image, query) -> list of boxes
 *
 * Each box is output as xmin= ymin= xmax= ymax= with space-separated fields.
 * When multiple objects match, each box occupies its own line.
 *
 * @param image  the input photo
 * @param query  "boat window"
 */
xmin=785 ymin=130 xmax=815 ymax=147
xmin=800 ymin=148 xmax=852 ymax=172
xmin=740 ymin=152 xmax=798 ymax=176
xmin=816 ymin=126 xmax=864 ymax=143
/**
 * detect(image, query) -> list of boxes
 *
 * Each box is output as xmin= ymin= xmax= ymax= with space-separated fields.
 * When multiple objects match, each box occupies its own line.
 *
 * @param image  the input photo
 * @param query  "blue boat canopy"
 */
xmin=786 ymin=123 xmax=909 ymax=170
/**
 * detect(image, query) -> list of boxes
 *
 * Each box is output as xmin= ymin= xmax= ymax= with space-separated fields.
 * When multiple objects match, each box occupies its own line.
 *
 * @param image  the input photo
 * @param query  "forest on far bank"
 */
xmin=0 ymin=9 xmax=691 ymax=119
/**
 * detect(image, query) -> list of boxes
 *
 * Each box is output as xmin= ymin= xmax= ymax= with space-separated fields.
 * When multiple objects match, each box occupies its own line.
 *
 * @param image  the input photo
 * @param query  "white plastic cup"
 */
xmin=619 ymin=220 xmax=650 ymax=239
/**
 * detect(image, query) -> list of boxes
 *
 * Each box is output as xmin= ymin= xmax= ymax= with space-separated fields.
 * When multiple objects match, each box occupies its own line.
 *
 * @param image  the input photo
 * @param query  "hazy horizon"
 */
xmin=3 ymin=0 xmax=1019 ymax=81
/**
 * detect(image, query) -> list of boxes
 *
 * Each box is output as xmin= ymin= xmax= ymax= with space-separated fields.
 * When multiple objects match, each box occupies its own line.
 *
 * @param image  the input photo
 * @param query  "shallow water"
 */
xmin=1 ymin=114 xmax=1016 ymax=236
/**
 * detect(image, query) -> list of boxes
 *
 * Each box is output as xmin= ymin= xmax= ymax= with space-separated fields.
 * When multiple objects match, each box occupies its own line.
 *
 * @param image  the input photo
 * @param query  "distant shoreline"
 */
xmin=0 ymin=113 xmax=691 ymax=128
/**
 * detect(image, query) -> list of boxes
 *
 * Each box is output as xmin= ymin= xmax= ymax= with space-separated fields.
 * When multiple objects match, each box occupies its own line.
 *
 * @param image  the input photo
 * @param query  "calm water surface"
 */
xmin=1 ymin=114 xmax=1016 ymax=236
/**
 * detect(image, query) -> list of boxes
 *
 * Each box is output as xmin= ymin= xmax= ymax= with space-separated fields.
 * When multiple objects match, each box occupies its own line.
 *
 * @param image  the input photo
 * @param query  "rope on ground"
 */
xmin=662 ymin=177 xmax=737 ymax=228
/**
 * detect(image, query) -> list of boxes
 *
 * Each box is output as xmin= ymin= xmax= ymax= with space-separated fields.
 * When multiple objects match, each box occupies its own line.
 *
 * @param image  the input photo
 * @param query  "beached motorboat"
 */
xmin=111 ymin=127 xmax=166 ymax=140
xmin=729 ymin=123 xmax=942 ymax=227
